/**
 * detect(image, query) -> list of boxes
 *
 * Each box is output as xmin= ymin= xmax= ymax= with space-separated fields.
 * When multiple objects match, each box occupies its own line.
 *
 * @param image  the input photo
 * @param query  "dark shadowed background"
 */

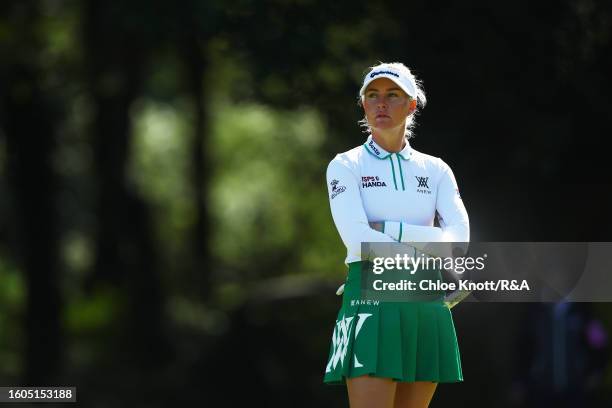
xmin=1 ymin=0 xmax=611 ymax=407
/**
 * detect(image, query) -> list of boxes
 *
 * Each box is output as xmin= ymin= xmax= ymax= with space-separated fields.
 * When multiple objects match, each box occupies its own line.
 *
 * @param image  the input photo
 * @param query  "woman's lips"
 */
xmin=376 ymin=114 xmax=390 ymax=118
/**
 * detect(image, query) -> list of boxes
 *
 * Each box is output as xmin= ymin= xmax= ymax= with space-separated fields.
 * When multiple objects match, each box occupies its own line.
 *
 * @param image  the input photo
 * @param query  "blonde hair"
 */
xmin=358 ymin=62 xmax=427 ymax=139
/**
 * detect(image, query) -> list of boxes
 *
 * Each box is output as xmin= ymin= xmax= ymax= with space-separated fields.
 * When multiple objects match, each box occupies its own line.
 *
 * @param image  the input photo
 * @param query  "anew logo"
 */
xmin=415 ymin=176 xmax=429 ymax=188
xmin=325 ymin=312 xmax=373 ymax=373
xmin=330 ymin=179 xmax=346 ymax=199
xmin=362 ymin=176 xmax=387 ymax=188
xmin=415 ymin=176 xmax=431 ymax=195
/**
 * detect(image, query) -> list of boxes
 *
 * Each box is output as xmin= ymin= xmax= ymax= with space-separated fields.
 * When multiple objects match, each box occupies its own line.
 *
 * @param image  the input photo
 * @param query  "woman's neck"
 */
xmin=371 ymin=127 xmax=406 ymax=153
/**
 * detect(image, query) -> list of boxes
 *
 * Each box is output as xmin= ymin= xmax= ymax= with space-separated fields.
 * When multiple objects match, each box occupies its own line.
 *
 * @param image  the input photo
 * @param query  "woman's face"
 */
xmin=362 ymin=77 xmax=416 ymax=133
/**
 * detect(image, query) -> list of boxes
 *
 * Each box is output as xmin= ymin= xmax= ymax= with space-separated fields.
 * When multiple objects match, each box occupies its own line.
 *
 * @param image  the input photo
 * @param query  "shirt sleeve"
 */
xmin=384 ymin=222 xmax=444 ymax=242
xmin=327 ymin=158 xmax=397 ymax=259
xmin=383 ymin=159 xmax=469 ymax=257
xmin=434 ymin=159 xmax=469 ymax=242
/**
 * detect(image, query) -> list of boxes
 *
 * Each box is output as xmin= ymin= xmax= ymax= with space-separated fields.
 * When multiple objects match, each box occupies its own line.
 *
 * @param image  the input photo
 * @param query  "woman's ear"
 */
xmin=409 ymin=99 xmax=417 ymax=113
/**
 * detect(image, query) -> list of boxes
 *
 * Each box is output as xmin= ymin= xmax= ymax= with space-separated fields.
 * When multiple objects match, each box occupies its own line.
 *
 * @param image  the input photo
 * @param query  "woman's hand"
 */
xmin=369 ymin=221 xmax=384 ymax=232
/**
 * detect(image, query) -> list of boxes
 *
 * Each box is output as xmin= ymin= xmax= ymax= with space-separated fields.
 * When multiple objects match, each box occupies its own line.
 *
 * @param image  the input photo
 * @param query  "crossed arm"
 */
xmin=327 ymin=158 xmax=471 ymax=307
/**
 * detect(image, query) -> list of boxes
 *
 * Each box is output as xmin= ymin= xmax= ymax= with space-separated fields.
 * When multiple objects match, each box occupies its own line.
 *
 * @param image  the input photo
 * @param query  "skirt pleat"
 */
xmin=377 ymin=305 xmax=403 ymax=380
xmin=399 ymin=302 xmax=418 ymax=381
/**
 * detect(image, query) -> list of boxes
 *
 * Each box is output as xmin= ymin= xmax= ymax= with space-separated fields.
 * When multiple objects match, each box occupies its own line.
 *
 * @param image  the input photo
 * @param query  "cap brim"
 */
xmin=359 ymin=73 xmax=416 ymax=98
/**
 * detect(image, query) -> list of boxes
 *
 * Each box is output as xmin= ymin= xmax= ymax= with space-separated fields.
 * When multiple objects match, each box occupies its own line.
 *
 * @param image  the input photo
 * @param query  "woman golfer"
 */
xmin=323 ymin=62 xmax=470 ymax=408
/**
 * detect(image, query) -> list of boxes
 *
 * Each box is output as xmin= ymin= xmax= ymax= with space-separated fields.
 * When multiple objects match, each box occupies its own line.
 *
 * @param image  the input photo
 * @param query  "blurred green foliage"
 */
xmin=129 ymin=99 xmax=197 ymax=257
xmin=0 ymin=257 xmax=24 ymax=377
xmin=128 ymin=97 xmax=345 ymax=304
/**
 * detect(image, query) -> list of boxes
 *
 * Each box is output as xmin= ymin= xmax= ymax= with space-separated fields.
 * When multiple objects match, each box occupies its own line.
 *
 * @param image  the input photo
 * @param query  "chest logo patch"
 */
xmin=362 ymin=176 xmax=387 ymax=188
xmin=415 ymin=176 xmax=431 ymax=195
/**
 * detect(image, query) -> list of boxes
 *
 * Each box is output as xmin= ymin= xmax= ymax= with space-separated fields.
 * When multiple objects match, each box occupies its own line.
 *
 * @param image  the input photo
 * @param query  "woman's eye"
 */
xmin=366 ymin=93 xmax=378 ymax=99
xmin=388 ymin=92 xmax=399 ymax=98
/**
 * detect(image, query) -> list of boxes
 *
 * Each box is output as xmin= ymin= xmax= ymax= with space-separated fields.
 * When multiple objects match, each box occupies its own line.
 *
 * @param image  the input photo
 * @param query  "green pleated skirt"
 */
xmin=323 ymin=261 xmax=463 ymax=384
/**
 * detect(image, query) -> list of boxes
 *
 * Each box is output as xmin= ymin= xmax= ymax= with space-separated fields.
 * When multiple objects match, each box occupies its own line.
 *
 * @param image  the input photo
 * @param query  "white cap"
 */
xmin=359 ymin=63 xmax=417 ymax=99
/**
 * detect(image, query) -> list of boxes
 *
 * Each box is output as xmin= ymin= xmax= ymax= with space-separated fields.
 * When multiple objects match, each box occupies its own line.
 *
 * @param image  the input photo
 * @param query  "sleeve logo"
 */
xmin=330 ymin=179 xmax=346 ymax=199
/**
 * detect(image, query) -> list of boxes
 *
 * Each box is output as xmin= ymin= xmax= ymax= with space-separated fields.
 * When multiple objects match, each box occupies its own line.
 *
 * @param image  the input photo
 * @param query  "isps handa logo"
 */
xmin=330 ymin=179 xmax=346 ymax=199
xmin=362 ymin=176 xmax=387 ymax=188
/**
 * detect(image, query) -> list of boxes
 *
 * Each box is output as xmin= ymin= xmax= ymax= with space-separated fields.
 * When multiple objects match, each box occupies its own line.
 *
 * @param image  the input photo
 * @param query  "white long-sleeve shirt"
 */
xmin=326 ymin=135 xmax=469 ymax=264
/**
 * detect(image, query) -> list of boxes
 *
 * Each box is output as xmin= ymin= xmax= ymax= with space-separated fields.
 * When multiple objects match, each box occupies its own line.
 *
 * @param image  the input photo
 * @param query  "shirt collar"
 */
xmin=363 ymin=135 xmax=413 ymax=160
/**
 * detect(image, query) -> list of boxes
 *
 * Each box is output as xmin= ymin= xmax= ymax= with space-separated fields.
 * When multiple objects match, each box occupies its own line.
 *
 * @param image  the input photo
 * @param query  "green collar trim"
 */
xmin=363 ymin=141 xmax=391 ymax=160
xmin=363 ymin=137 xmax=412 ymax=161
xmin=397 ymin=151 xmax=411 ymax=160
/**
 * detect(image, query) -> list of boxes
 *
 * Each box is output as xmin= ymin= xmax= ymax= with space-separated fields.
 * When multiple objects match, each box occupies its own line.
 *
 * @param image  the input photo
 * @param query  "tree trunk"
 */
xmin=1 ymin=2 xmax=63 ymax=382
xmin=183 ymin=32 xmax=211 ymax=302
xmin=82 ymin=0 xmax=169 ymax=367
